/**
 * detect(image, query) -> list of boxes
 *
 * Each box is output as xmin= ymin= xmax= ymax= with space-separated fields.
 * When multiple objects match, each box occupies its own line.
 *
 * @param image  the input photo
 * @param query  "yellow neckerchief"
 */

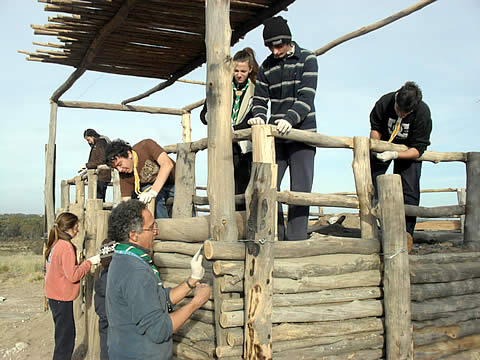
xmin=132 ymin=150 xmax=142 ymax=195
xmin=388 ymin=118 xmax=402 ymax=143
xmin=133 ymin=150 xmax=153 ymax=196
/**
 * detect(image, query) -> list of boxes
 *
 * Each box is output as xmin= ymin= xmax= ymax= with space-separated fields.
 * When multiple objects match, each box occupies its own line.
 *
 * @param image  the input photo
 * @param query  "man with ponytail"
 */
xmin=45 ymin=212 xmax=101 ymax=360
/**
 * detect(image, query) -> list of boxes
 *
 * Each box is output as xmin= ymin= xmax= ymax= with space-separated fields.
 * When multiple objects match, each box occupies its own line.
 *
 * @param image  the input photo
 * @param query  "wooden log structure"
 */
xmin=57 ymin=100 xmax=184 ymax=115
xmin=45 ymin=101 xmax=58 ymax=231
xmin=404 ymin=204 xmax=465 ymax=218
xmin=243 ymin=125 xmax=277 ymax=359
xmin=205 ymin=0 xmax=236 ymax=354
xmin=276 ymin=190 xmax=359 ymax=208
xmin=352 ymin=136 xmax=376 ymax=240
xmin=464 ymin=152 xmax=480 ymax=249
xmin=377 ymin=174 xmax=413 ymax=359
xmin=154 ymin=212 xmax=246 ymax=242
xmin=172 ymin=143 xmax=196 ymax=218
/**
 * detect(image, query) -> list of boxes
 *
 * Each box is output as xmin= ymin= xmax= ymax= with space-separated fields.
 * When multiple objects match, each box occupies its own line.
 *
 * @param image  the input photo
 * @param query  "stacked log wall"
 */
xmin=203 ymin=232 xmax=385 ymax=359
xmin=410 ymin=252 xmax=480 ymax=359
xmin=153 ymin=240 xmax=217 ymax=359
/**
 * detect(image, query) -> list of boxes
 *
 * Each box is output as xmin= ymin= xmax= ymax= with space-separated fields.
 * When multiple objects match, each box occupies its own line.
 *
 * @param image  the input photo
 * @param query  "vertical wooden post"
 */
xmin=464 ymin=152 xmax=480 ymax=249
xmin=377 ymin=174 xmax=412 ymax=360
xmin=75 ymin=175 xmax=86 ymax=206
xmin=457 ymin=187 xmax=466 ymax=234
xmin=352 ymin=136 xmax=376 ymax=240
xmin=45 ymin=101 xmax=58 ymax=231
xmin=61 ymin=180 xmax=70 ymax=210
xmin=172 ymin=143 xmax=196 ymax=218
xmin=111 ymin=169 xmax=121 ymax=205
xmin=86 ymin=209 xmax=109 ymax=360
xmin=205 ymin=0 xmax=236 ymax=351
xmin=87 ymin=169 xmax=98 ymax=200
xmin=244 ymin=125 xmax=276 ymax=360
xmin=182 ymin=112 xmax=192 ymax=143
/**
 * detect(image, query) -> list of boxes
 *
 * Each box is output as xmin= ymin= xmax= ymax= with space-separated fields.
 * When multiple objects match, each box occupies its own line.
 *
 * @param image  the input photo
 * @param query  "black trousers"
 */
xmin=233 ymin=144 xmax=252 ymax=211
xmin=276 ymin=140 xmax=316 ymax=241
xmin=370 ymin=154 xmax=422 ymax=235
xmin=97 ymin=180 xmax=109 ymax=201
xmin=49 ymin=299 xmax=75 ymax=360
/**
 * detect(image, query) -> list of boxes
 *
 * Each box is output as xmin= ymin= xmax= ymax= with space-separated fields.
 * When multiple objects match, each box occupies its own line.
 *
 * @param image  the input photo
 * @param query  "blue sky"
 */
xmin=1 ymin=0 xmax=479 ymax=214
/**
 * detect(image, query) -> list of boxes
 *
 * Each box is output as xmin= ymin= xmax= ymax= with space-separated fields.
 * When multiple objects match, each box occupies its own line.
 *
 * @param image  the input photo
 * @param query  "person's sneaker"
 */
xmin=406 ymin=232 xmax=413 ymax=253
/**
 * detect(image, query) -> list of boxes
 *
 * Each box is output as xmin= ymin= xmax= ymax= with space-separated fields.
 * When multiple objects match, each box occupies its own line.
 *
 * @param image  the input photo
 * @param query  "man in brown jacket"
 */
xmin=81 ymin=129 xmax=112 ymax=201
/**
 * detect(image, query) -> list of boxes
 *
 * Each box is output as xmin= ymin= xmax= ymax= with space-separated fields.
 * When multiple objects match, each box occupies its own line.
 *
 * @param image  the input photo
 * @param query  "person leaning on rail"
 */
xmin=105 ymin=138 xmax=176 ymax=219
xmin=200 ymin=47 xmax=259 ymax=211
xmin=105 ymin=199 xmax=210 ymax=360
xmin=369 ymin=81 xmax=432 ymax=249
xmin=79 ymin=128 xmax=112 ymax=201
xmin=249 ymin=16 xmax=318 ymax=241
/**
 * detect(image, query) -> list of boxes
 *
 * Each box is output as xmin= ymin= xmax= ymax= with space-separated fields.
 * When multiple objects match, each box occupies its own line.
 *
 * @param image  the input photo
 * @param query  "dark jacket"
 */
xmin=370 ymin=92 xmax=432 ymax=156
xmin=86 ymin=136 xmax=111 ymax=182
xmin=252 ymin=42 xmax=318 ymax=132
xmin=106 ymin=244 xmax=173 ymax=360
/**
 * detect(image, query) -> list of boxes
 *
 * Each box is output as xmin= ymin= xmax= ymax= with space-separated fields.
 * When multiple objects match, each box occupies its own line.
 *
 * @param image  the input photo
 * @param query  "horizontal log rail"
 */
xmin=404 ymin=204 xmax=465 ymax=218
xmin=277 ymin=190 xmax=359 ymax=208
xmin=57 ymin=100 xmax=184 ymax=115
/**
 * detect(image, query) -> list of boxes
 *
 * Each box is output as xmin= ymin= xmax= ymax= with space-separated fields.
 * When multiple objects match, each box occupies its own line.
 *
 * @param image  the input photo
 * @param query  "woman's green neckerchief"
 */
xmin=114 ymin=243 xmax=160 ymax=281
xmin=232 ymin=79 xmax=250 ymax=125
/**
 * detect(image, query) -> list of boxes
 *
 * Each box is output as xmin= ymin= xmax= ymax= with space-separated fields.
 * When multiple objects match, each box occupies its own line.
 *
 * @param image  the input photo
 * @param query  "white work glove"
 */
xmin=274 ymin=119 xmax=292 ymax=135
xmin=138 ymin=189 xmax=158 ymax=204
xmin=376 ymin=151 xmax=398 ymax=162
xmin=87 ymin=254 xmax=101 ymax=265
xmin=78 ymin=166 xmax=88 ymax=178
xmin=247 ymin=117 xmax=266 ymax=126
xmin=190 ymin=246 xmax=205 ymax=280
xmin=78 ymin=165 xmax=86 ymax=173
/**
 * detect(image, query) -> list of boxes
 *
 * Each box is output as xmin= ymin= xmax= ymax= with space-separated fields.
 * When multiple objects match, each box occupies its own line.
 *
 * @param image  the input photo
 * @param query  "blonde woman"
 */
xmin=45 ymin=212 xmax=100 ymax=360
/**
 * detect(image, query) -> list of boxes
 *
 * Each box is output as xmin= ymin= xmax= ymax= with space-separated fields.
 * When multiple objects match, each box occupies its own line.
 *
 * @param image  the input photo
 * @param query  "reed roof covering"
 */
xmin=22 ymin=0 xmax=295 ymax=80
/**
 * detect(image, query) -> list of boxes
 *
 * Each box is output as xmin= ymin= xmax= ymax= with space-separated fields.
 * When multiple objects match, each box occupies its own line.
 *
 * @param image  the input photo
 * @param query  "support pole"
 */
xmin=45 ymin=101 xmax=58 ymax=231
xmin=205 ymin=0 xmax=236 ymax=352
xmin=464 ymin=152 xmax=480 ymax=249
xmin=244 ymin=125 xmax=277 ymax=359
xmin=112 ymin=169 xmax=121 ymax=206
xmin=87 ymin=169 xmax=98 ymax=200
xmin=352 ymin=136 xmax=376 ymax=240
xmin=378 ymin=174 xmax=413 ymax=359
xmin=457 ymin=188 xmax=466 ymax=234
xmin=172 ymin=143 xmax=196 ymax=218
xmin=181 ymin=112 xmax=192 ymax=143
xmin=61 ymin=179 xmax=70 ymax=211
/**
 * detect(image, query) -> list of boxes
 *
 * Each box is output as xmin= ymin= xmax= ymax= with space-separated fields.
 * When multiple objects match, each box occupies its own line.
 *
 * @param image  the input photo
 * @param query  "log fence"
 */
xmin=54 ymin=123 xmax=479 ymax=359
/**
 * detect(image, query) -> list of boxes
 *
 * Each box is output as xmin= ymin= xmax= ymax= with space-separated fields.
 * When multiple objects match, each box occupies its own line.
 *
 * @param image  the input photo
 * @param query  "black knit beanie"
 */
xmin=263 ymin=16 xmax=292 ymax=46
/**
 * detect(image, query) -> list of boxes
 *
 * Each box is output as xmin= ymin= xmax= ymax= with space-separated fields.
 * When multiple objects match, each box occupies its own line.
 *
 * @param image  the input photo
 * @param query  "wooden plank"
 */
xmin=377 ymin=174 xmax=413 ymax=359
xmin=415 ymin=220 xmax=460 ymax=231
xmin=412 ymin=279 xmax=480 ymax=301
xmin=57 ymin=99 xmax=184 ymax=115
xmin=465 ymin=152 xmax=480 ymax=249
xmin=414 ymin=334 xmax=480 ymax=360
xmin=352 ymin=136 xmax=376 ymax=240
xmin=276 ymin=190 xmax=359 ymax=208
xmin=412 ymin=294 xmax=480 ymax=322
xmin=172 ymin=143 xmax=195 ymax=218
xmin=244 ymin=160 xmax=276 ymax=359
xmin=410 ymin=262 xmax=480 ymax=284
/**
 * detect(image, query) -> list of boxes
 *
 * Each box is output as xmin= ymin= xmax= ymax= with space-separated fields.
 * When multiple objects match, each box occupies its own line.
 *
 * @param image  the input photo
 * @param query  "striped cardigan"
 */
xmin=252 ymin=42 xmax=318 ymax=132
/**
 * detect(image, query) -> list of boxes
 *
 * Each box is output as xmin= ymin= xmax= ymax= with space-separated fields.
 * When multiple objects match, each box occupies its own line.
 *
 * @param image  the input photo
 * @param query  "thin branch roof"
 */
xmin=22 ymin=0 xmax=295 ymax=80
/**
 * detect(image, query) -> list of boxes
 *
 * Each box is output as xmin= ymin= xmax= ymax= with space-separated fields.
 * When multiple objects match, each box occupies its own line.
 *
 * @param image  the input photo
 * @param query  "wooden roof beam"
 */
xmin=314 ymin=0 xmax=437 ymax=56
xmin=121 ymin=0 xmax=296 ymax=105
xmin=50 ymin=0 xmax=139 ymax=102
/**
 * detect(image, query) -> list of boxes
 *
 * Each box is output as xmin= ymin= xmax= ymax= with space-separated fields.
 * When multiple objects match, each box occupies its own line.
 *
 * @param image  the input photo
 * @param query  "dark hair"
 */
xmin=233 ymin=47 xmax=259 ymax=84
xmin=396 ymin=81 xmax=423 ymax=113
xmin=104 ymin=139 xmax=132 ymax=167
xmin=83 ymin=129 xmax=101 ymax=138
xmin=108 ymin=199 xmax=146 ymax=243
xmin=45 ymin=212 xmax=79 ymax=262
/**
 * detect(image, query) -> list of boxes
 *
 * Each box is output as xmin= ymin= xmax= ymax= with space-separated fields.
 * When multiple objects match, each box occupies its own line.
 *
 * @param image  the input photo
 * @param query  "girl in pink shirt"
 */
xmin=45 ymin=212 xmax=100 ymax=360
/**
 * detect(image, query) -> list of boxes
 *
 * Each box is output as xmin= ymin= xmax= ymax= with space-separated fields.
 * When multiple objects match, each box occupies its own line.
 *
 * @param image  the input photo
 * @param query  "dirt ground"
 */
xmin=0 ymin=280 xmax=55 ymax=359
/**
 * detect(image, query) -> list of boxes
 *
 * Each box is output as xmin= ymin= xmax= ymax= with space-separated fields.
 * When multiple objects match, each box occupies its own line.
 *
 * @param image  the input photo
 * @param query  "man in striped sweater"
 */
xmin=249 ymin=16 xmax=318 ymax=241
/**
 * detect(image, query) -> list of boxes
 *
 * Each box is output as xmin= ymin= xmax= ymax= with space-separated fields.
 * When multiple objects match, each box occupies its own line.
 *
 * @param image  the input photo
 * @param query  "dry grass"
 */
xmin=0 ymin=252 xmax=44 ymax=284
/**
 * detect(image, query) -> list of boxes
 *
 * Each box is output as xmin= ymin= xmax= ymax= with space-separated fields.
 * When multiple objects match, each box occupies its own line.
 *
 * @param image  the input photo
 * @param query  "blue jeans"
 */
xmin=141 ymin=184 xmax=175 ymax=219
